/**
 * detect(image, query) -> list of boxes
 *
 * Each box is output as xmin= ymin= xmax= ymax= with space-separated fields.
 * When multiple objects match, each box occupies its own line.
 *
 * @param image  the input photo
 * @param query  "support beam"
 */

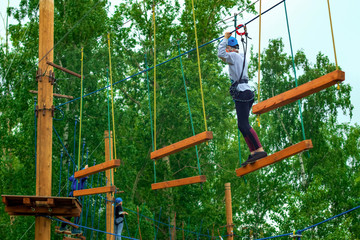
xmin=47 ymin=61 xmax=82 ymax=78
xmin=252 ymin=70 xmax=345 ymax=115
xmin=150 ymin=131 xmax=213 ymax=160
xmin=104 ymin=130 xmax=115 ymax=240
xmin=74 ymin=159 xmax=120 ymax=179
xmin=29 ymin=90 xmax=74 ymax=99
xmin=151 ymin=175 xmax=206 ymax=190
xmin=55 ymin=216 xmax=79 ymax=229
xmin=36 ymin=0 xmax=54 ymax=239
xmin=73 ymin=186 xmax=116 ymax=197
xmin=236 ymin=140 xmax=313 ymax=177
xmin=225 ymin=183 xmax=234 ymax=240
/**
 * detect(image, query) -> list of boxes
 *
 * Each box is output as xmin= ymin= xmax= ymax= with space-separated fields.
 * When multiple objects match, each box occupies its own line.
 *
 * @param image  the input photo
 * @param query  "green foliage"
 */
xmin=0 ymin=1 xmax=359 ymax=240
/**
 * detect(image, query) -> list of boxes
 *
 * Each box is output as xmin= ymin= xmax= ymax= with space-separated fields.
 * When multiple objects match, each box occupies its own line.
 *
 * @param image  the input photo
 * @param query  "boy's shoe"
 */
xmin=71 ymin=229 xmax=83 ymax=235
xmin=241 ymin=155 xmax=253 ymax=167
xmin=58 ymin=226 xmax=67 ymax=233
xmin=248 ymin=151 xmax=267 ymax=163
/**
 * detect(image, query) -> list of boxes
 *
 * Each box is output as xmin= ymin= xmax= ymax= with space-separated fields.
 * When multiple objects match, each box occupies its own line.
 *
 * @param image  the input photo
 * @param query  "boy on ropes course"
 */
xmin=114 ymin=197 xmax=128 ymax=240
xmin=59 ymin=164 xmax=89 ymax=234
xmin=218 ymin=31 xmax=267 ymax=166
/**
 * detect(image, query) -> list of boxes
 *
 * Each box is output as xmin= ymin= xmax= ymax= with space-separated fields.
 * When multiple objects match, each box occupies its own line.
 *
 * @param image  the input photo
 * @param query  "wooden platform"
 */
xmin=252 ymin=70 xmax=345 ymax=115
xmin=73 ymin=185 xmax=116 ymax=197
xmin=151 ymin=175 xmax=206 ymax=190
xmin=74 ymin=159 xmax=120 ymax=179
xmin=236 ymin=140 xmax=313 ymax=177
xmin=63 ymin=236 xmax=86 ymax=240
xmin=2 ymin=195 xmax=82 ymax=217
xmin=150 ymin=131 xmax=213 ymax=160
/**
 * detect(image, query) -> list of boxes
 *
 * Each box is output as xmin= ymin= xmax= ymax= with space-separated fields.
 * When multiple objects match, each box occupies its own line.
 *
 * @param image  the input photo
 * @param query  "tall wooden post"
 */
xmin=225 ymin=183 xmax=234 ymax=240
xmin=35 ymin=0 xmax=54 ymax=239
xmin=105 ymin=131 xmax=115 ymax=240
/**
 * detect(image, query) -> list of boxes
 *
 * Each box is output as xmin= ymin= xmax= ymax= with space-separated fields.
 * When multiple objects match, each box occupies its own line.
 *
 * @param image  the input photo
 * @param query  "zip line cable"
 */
xmin=56 ymin=0 xmax=285 ymax=109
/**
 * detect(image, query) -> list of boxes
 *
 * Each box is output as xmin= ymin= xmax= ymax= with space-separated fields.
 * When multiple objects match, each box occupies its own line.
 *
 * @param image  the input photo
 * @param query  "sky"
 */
xmin=1 ymin=0 xmax=359 ymax=124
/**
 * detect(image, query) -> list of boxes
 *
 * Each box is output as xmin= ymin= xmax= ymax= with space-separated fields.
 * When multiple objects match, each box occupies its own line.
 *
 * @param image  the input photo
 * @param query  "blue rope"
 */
xmin=58 ymin=150 xmax=64 ymax=196
xmin=56 ymin=0 xmax=285 ymax=109
xmin=124 ymin=215 xmax=131 ymax=238
xmin=299 ymin=205 xmax=360 ymax=233
xmin=53 ymin=106 xmax=65 ymax=121
xmin=255 ymin=232 xmax=293 ymax=240
xmin=156 ymin=207 xmax=162 ymax=238
xmin=49 ymin=216 xmax=139 ymax=240
xmin=53 ymin=126 xmax=77 ymax=167
xmin=67 ymin=159 xmax=70 ymax=196
xmin=73 ymin=116 xmax=78 ymax=174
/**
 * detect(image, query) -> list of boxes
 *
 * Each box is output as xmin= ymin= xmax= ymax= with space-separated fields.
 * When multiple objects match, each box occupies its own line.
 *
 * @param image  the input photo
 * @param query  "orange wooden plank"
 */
xmin=151 ymin=175 xmax=206 ymax=190
xmin=73 ymin=186 xmax=116 ymax=197
xmin=236 ymin=140 xmax=313 ymax=177
xmin=74 ymin=159 xmax=120 ymax=179
xmin=253 ymin=70 xmax=345 ymax=115
xmin=150 ymin=131 xmax=213 ymax=160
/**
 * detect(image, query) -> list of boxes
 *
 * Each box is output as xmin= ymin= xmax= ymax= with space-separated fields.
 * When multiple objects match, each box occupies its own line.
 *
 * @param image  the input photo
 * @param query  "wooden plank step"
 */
xmin=1 ymin=195 xmax=82 ymax=217
xmin=74 ymin=159 xmax=120 ymax=179
xmin=150 ymin=131 xmax=213 ymax=160
xmin=151 ymin=175 xmax=206 ymax=190
xmin=252 ymin=70 xmax=345 ymax=115
xmin=236 ymin=140 xmax=313 ymax=177
xmin=63 ymin=237 xmax=86 ymax=240
xmin=73 ymin=185 xmax=116 ymax=197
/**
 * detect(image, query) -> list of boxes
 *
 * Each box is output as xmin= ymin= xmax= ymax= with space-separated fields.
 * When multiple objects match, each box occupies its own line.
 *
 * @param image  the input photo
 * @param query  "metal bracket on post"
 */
xmin=35 ymin=104 xmax=55 ymax=118
xmin=36 ymin=68 xmax=42 ymax=82
xmin=48 ymin=70 xmax=56 ymax=85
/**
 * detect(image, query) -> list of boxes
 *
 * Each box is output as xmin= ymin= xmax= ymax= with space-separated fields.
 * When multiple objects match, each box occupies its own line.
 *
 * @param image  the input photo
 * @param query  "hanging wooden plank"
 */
xmin=74 ymin=159 xmax=120 ymax=179
xmin=2 ymin=195 xmax=82 ymax=217
xmin=150 ymin=131 xmax=213 ymax=160
xmin=73 ymin=186 xmax=116 ymax=197
xmin=252 ymin=70 xmax=345 ymax=115
xmin=236 ymin=140 xmax=313 ymax=177
xmin=151 ymin=175 xmax=206 ymax=190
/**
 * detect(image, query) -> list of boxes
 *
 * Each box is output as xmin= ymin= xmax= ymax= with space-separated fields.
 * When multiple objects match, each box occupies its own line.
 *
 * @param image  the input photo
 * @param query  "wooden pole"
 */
xmin=225 ymin=183 xmax=233 ymax=240
xmin=105 ymin=131 xmax=114 ymax=240
xmin=35 ymin=0 xmax=54 ymax=239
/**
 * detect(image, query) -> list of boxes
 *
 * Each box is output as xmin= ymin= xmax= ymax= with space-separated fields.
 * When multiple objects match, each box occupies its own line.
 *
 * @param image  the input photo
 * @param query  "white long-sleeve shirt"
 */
xmin=218 ymin=38 xmax=251 ymax=92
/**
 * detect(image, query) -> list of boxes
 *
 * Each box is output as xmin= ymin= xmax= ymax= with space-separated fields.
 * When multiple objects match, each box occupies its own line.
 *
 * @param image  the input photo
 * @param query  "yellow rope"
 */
xmin=107 ymin=33 xmax=117 ymax=163
xmin=326 ymin=0 xmax=340 ymax=90
xmin=191 ymin=0 xmax=208 ymax=132
xmin=257 ymin=0 xmax=262 ymax=127
xmin=152 ymin=4 xmax=157 ymax=151
xmin=78 ymin=47 xmax=84 ymax=170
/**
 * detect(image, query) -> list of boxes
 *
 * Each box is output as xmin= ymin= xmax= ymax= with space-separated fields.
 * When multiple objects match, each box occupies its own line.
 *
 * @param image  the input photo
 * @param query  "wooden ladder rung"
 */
xmin=150 ymin=131 xmax=213 ymax=160
xmin=74 ymin=159 xmax=120 ymax=179
xmin=236 ymin=140 xmax=313 ymax=177
xmin=73 ymin=186 xmax=116 ymax=197
xmin=253 ymin=70 xmax=345 ymax=115
xmin=151 ymin=175 xmax=206 ymax=190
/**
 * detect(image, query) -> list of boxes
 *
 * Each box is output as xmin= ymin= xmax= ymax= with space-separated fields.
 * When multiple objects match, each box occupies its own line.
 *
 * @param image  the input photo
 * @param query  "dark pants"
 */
xmin=60 ymin=216 xmax=80 ymax=229
xmin=234 ymin=90 xmax=262 ymax=152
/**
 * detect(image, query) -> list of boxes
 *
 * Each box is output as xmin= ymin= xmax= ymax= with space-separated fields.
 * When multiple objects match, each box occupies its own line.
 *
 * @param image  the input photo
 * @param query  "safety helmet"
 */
xmin=227 ymin=36 xmax=238 ymax=47
xmin=115 ymin=197 xmax=123 ymax=204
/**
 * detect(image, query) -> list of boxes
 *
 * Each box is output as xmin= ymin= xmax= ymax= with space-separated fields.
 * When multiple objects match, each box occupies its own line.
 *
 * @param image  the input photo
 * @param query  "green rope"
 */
xmin=284 ymin=0 xmax=310 ymax=157
xmin=145 ymin=54 xmax=156 ymax=183
xmin=177 ymin=41 xmax=201 ymax=176
xmin=106 ymin=69 xmax=113 ymax=184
